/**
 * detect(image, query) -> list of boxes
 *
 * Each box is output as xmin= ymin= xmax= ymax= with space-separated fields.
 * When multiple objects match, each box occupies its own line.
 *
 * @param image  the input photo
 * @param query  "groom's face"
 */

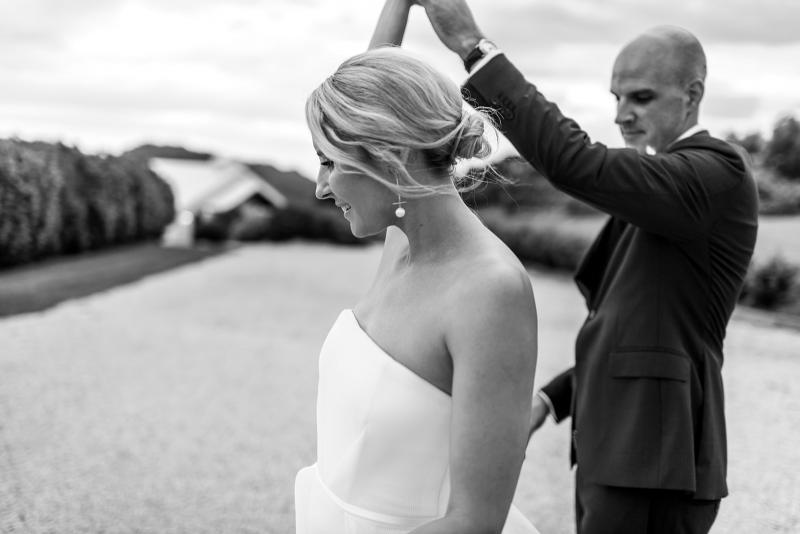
xmin=610 ymin=44 xmax=692 ymax=154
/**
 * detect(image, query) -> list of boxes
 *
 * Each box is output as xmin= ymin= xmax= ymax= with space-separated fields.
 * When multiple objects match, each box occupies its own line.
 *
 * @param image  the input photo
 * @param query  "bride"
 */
xmin=294 ymin=2 xmax=540 ymax=532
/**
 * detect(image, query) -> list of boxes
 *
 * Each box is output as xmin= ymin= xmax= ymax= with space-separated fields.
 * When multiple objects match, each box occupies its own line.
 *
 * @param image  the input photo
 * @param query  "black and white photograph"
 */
xmin=1 ymin=1 xmax=799 ymax=533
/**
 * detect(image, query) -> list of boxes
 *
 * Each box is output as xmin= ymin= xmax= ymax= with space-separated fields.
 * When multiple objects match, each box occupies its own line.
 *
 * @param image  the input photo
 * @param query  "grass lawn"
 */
xmin=479 ymin=208 xmax=800 ymax=322
xmin=0 ymin=241 xmax=234 ymax=317
xmin=481 ymin=209 xmax=800 ymax=265
xmin=3 ymin=210 xmax=798 ymax=321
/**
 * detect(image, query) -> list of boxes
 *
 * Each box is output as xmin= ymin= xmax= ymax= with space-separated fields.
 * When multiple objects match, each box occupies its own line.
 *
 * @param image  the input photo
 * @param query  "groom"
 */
xmin=411 ymin=1 xmax=759 ymax=533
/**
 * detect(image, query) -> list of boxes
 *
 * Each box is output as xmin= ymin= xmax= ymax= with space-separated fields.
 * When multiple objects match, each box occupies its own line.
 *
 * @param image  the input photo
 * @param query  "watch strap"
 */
xmin=463 ymin=38 xmax=497 ymax=73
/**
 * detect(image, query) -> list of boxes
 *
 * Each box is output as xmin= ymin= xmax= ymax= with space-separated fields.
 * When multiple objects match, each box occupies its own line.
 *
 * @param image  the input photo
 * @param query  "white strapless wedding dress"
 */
xmin=295 ymin=310 xmax=539 ymax=533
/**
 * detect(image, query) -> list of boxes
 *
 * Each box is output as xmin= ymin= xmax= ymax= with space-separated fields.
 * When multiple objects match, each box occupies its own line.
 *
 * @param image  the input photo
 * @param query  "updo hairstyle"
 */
xmin=305 ymin=47 xmax=494 ymax=197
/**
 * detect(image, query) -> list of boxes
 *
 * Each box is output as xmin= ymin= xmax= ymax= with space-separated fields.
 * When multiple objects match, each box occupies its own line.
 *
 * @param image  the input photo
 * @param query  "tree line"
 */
xmin=727 ymin=114 xmax=800 ymax=180
xmin=0 ymin=139 xmax=175 ymax=269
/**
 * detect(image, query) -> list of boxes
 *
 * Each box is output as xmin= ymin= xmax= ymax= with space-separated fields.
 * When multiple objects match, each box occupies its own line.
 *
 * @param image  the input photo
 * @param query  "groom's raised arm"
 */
xmin=418 ymin=0 xmax=747 ymax=243
xmin=463 ymin=56 xmax=730 ymax=241
xmin=369 ymin=0 xmax=414 ymax=49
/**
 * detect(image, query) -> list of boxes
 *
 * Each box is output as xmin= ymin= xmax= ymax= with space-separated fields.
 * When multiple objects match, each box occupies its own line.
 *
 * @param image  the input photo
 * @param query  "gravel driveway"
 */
xmin=1 ymin=243 xmax=798 ymax=533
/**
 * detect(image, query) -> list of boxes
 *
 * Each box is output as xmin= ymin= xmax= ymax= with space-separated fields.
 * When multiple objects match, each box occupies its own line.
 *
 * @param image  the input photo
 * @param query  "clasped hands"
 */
xmin=403 ymin=0 xmax=487 ymax=61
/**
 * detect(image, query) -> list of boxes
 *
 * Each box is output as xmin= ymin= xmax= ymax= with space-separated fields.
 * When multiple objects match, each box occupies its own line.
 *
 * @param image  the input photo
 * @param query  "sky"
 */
xmin=1 ymin=0 xmax=799 ymax=180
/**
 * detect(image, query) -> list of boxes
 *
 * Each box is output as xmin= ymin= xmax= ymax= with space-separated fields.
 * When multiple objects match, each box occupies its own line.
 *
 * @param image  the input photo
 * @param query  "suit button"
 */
xmin=588 ymin=309 xmax=596 ymax=319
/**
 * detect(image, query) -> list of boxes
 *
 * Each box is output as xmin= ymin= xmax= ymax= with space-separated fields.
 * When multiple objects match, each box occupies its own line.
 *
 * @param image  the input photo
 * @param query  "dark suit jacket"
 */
xmin=464 ymin=55 xmax=758 ymax=500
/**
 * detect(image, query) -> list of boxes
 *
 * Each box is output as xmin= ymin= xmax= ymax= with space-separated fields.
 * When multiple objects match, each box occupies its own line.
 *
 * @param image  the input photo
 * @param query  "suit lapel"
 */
xmin=574 ymin=216 xmax=629 ymax=309
xmin=573 ymin=131 xmax=711 ymax=310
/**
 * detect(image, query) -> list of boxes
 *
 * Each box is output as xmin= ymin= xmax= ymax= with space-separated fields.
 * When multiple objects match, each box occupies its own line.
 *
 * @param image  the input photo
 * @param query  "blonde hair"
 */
xmin=305 ymin=47 xmax=494 ymax=198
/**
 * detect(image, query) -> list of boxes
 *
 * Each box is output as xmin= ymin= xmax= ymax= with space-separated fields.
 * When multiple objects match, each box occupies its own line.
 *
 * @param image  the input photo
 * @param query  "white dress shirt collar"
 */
xmin=674 ymin=124 xmax=707 ymax=143
xmin=656 ymin=125 xmax=706 ymax=154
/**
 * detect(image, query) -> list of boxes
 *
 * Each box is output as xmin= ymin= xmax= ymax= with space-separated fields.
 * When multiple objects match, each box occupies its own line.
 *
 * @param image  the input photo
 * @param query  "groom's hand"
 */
xmin=527 ymin=394 xmax=550 ymax=443
xmin=415 ymin=0 xmax=484 ymax=62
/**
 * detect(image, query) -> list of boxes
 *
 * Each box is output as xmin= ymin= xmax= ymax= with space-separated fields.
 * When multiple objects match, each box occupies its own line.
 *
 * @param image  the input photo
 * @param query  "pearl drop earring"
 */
xmin=392 ymin=178 xmax=406 ymax=218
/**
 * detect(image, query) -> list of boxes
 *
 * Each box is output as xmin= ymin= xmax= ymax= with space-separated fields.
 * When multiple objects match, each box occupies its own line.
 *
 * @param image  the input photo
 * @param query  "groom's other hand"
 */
xmin=527 ymin=393 xmax=550 ymax=443
xmin=415 ymin=0 xmax=484 ymax=62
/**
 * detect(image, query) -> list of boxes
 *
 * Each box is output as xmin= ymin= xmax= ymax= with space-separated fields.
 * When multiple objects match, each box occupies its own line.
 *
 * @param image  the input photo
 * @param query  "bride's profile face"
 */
xmin=314 ymin=145 xmax=396 ymax=238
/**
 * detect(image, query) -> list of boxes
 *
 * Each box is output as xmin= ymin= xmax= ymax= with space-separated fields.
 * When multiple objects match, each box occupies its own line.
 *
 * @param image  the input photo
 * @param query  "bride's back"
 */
xmin=354 ymin=220 xmax=533 ymax=397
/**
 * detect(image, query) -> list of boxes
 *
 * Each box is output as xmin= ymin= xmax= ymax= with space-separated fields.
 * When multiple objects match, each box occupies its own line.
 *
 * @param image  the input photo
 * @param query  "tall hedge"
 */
xmin=461 ymin=157 xmax=600 ymax=215
xmin=765 ymin=116 xmax=800 ymax=180
xmin=119 ymin=156 xmax=176 ymax=239
xmin=0 ymin=139 xmax=175 ymax=268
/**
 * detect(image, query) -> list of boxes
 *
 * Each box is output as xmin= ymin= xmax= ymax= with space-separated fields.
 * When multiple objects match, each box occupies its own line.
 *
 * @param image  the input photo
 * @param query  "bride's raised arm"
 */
xmin=368 ymin=0 xmax=414 ymax=49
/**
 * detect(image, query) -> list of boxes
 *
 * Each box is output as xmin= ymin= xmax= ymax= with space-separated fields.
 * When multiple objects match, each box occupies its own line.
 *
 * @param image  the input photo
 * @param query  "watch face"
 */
xmin=478 ymin=40 xmax=497 ymax=54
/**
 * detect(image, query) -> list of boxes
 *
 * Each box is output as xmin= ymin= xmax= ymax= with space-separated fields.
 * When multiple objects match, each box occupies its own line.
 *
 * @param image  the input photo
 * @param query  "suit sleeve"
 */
xmin=540 ymin=368 xmax=573 ymax=423
xmin=463 ymin=55 xmax=744 ymax=242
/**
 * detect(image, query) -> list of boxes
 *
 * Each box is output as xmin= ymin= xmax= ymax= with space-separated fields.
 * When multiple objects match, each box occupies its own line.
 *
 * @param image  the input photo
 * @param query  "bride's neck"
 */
xmin=392 ymin=189 xmax=481 ymax=265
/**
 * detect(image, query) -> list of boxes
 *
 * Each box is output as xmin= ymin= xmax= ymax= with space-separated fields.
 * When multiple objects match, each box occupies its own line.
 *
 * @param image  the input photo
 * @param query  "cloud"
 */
xmin=0 ymin=0 xmax=121 ymax=54
xmin=703 ymin=93 xmax=761 ymax=119
xmin=0 ymin=0 xmax=798 ymax=179
xmin=472 ymin=0 xmax=800 ymax=47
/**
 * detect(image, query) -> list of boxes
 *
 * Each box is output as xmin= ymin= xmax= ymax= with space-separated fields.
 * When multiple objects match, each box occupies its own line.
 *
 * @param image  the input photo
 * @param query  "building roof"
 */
xmin=150 ymin=157 xmax=288 ymax=214
xmin=246 ymin=163 xmax=319 ymax=208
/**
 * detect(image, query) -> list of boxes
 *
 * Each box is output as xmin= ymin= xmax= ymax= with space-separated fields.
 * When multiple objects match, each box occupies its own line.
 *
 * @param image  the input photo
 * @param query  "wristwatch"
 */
xmin=463 ymin=38 xmax=499 ymax=73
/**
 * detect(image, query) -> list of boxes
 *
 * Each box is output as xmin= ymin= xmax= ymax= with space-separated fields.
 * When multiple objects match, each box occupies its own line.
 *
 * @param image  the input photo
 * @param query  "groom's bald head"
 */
xmin=610 ymin=26 xmax=707 ymax=153
xmin=619 ymin=26 xmax=707 ymax=87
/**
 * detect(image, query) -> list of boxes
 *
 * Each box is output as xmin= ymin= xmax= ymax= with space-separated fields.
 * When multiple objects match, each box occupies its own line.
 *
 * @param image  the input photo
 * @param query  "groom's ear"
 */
xmin=686 ymin=79 xmax=705 ymax=109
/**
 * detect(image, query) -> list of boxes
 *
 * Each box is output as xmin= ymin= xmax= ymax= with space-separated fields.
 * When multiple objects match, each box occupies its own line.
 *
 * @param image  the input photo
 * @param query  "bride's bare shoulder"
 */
xmin=447 ymin=243 xmax=537 ymax=319
xmin=440 ymin=245 xmax=538 ymax=368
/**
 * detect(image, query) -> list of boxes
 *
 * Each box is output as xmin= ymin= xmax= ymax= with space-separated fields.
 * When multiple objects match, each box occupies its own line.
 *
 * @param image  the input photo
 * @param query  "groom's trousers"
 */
xmin=575 ymin=468 xmax=720 ymax=534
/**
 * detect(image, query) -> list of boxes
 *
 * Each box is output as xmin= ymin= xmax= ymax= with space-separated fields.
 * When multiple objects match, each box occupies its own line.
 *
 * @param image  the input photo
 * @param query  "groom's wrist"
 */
xmin=463 ymin=38 xmax=501 ymax=73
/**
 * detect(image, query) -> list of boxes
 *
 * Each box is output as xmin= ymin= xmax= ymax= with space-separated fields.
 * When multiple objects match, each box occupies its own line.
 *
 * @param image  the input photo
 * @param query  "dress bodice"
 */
xmin=316 ymin=309 xmax=452 ymax=523
xmin=295 ymin=309 xmax=539 ymax=533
